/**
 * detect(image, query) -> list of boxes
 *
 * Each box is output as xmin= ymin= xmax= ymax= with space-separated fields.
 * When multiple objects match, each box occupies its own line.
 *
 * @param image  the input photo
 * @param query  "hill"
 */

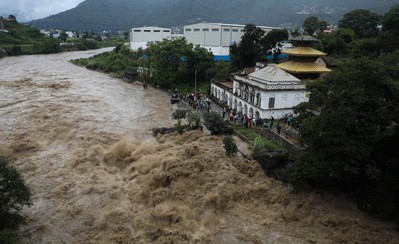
xmin=28 ymin=0 xmax=399 ymax=31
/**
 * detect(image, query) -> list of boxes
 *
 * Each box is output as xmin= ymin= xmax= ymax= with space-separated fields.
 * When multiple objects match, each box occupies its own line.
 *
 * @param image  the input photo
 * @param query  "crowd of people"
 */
xmin=179 ymin=93 xmax=298 ymax=140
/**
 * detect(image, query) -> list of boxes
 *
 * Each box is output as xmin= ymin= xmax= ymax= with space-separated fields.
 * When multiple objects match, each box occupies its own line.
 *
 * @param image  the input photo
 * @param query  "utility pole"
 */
xmin=194 ymin=68 xmax=197 ymax=94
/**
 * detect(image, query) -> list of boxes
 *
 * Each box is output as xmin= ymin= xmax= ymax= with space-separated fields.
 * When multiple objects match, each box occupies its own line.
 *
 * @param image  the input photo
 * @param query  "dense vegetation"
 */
xmin=72 ymin=44 xmax=139 ymax=77
xmin=28 ymin=0 xmax=398 ymax=31
xmin=0 ymin=18 xmax=122 ymax=57
xmin=283 ymin=5 xmax=399 ymax=224
xmin=0 ymin=156 xmax=32 ymax=243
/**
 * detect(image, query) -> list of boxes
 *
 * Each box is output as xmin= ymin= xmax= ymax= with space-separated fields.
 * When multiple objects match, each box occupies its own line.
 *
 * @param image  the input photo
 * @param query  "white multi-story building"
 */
xmin=184 ymin=23 xmax=278 ymax=60
xmin=129 ymin=26 xmax=171 ymax=51
xmin=211 ymin=64 xmax=308 ymax=120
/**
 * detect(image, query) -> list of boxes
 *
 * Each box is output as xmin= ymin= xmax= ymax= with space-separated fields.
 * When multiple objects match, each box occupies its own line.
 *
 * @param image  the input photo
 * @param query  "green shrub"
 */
xmin=187 ymin=111 xmax=202 ymax=127
xmin=172 ymin=109 xmax=187 ymax=122
xmin=0 ymin=49 xmax=5 ymax=58
xmin=175 ymin=121 xmax=184 ymax=134
xmin=0 ymin=156 xmax=31 ymax=243
xmin=223 ymin=136 xmax=238 ymax=156
xmin=249 ymin=136 xmax=275 ymax=157
xmin=203 ymin=111 xmax=233 ymax=135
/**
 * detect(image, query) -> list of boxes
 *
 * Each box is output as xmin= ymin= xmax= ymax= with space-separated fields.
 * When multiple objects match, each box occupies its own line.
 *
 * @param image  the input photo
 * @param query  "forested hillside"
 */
xmin=28 ymin=0 xmax=399 ymax=31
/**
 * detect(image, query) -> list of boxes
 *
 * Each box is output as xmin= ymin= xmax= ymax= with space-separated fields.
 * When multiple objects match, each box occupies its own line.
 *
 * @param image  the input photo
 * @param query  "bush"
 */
xmin=175 ymin=121 xmax=184 ymax=134
xmin=33 ymin=38 xmax=61 ymax=54
xmin=187 ymin=111 xmax=202 ymax=128
xmin=5 ymin=46 xmax=22 ymax=56
xmin=202 ymin=111 xmax=233 ymax=135
xmin=0 ymin=156 xmax=31 ymax=243
xmin=223 ymin=136 xmax=238 ymax=156
xmin=172 ymin=109 xmax=187 ymax=122
xmin=0 ymin=49 xmax=5 ymax=58
xmin=249 ymin=136 xmax=274 ymax=157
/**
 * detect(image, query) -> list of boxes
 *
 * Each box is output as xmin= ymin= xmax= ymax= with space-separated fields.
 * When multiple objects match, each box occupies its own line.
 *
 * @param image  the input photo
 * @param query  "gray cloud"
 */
xmin=0 ymin=0 xmax=85 ymax=22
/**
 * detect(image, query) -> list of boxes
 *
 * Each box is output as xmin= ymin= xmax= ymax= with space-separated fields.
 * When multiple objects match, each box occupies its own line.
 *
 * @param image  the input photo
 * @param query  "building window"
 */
xmin=250 ymin=89 xmax=255 ymax=104
xmin=133 ymin=30 xmax=141 ymax=32
xmin=232 ymin=29 xmax=239 ymax=32
xmin=223 ymin=28 xmax=230 ymax=32
xmin=185 ymin=28 xmax=191 ymax=31
xmin=144 ymin=30 xmax=151 ymax=32
xmin=268 ymin=97 xmax=275 ymax=109
xmin=153 ymin=30 xmax=161 ymax=32
xmin=203 ymin=28 xmax=209 ymax=31
xmin=193 ymin=28 xmax=200 ymax=31
xmin=256 ymin=93 xmax=261 ymax=106
xmin=212 ymin=28 xmax=219 ymax=31
xmin=163 ymin=30 xmax=170 ymax=32
xmin=240 ymin=29 xmax=245 ymax=32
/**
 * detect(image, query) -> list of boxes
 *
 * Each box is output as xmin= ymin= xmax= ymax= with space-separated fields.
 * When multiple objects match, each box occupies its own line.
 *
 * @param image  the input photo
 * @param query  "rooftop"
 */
xmin=277 ymin=61 xmax=332 ymax=74
xmin=249 ymin=64 xmax=301 ymax=83
xmin=289 ymin=35 xmax=320 ymax=43
xmin=282 ymin=47 xmax=327 ymax=57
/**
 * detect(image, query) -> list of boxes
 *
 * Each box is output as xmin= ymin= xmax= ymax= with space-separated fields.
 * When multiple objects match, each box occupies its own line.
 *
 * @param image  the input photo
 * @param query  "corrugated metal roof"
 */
xmin=249 ymin=64 xmax=301 ymax=83
xmin=277 ymin=61 xmax=332 ymax=74
xmin=282 ymin=47 xmax=326 ymax=57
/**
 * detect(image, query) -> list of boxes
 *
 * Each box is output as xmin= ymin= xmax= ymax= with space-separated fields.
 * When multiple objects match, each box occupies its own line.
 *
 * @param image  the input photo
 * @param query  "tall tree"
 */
xmin=382 ymin=4 xmax=399 ymax=34
xmin=230 ymin=24 xmax=265 ymax=70
xmin=286 ymin=56 xmax=399 ymax=215
xmin=303 ymin=16 xmax=320 ymax=35
xmin=338 ymin=9 xmax=381 ymax=38
xmin=146 ymin=38 xmax=213 ymax=88
xmin=260 ymin=29 xmax=289 ymax=54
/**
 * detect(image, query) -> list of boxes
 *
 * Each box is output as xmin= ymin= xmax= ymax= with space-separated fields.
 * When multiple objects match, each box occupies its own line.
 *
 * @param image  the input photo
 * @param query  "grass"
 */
xmin=233 ymin=124 xmax=283 ymax=151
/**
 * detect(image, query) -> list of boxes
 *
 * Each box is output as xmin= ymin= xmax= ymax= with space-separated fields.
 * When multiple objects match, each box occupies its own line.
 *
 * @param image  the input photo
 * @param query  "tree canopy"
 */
xmin=338 ymin=9 xmax=381 ymax=38
xmin=0 ymin=156 xmax=32 ymax=243
xmin=230 ymin=25 xmax=288 ymax=70
xmin=286 ymin=54 xmax=399 ymax=217
xmin=145 ymin=38 xmax=213 ymax=89
xmin=302 ymin=16 xmax=329 ymax=35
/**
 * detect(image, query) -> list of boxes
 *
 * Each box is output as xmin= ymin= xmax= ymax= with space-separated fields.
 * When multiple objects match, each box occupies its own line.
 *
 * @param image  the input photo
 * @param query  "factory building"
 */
xmin=129 ymin=26 xmax=171 ymax=51
xmin=183 ymin=23 xmax=278 ymax=60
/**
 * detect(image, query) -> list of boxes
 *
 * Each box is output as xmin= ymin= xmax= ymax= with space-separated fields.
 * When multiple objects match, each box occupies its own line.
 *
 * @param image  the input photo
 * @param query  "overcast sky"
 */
xmin=0 ymin=0 xmax=85 ymax=22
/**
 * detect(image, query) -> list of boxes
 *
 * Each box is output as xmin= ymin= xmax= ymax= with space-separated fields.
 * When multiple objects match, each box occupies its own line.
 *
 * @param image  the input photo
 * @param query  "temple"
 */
xmin=277 ymin=35 xmax=331 ymax=80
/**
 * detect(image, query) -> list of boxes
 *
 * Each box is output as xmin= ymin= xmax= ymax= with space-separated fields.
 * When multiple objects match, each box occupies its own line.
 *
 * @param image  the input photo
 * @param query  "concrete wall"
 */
xmin=184 ymin=23 xmax=276 ymax=48
xmin=130 ymin=27 xmax=171 ymax=50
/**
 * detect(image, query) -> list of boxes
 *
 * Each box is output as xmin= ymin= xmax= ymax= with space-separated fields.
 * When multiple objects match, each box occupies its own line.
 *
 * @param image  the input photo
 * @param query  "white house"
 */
xmin=211 ymin=64 xmax=308 ymax=120
xmin=183 ymin=23 xmax=278 ymax=60
xmin=129 ymin=26 xmax=171 ymax=51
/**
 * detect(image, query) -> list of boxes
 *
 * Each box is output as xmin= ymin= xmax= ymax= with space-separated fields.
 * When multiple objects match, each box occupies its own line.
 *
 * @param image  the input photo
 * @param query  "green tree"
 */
xmin=59 ymin=32 xmax=68 ymax=42
xmin=223 ymin=136 xmax=238 ymax=156
xmin=33 ymin=38 xmax=61 ymax=54
xmin=0 ymin=156 xmax=32 ymax=243
xmin=203 ymin=111 xmax=233 ymax=135
xmin=303 ymin=16 xmax=320 ymax=35
xmin=378 ymin=5 xmax=399 ymax=53
xmin=146 ymin=38 xmax=213 ymax=88
xmin=382 ymin=4 xmax=399 ymax=34
xmin=230 ymin=24 xmax=265 ymax=70
xmin=287 ymin=57 xmax=399 ymax=215
xmin=260 ymin=29 xmax=289 ymax=53
xmin=338 ymin=9 xmax=381 ymax=38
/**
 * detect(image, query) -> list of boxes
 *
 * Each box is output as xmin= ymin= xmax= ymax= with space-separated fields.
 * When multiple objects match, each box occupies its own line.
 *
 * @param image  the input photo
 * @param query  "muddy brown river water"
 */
xmin=1 ymin=49 xmax=399 ymax=243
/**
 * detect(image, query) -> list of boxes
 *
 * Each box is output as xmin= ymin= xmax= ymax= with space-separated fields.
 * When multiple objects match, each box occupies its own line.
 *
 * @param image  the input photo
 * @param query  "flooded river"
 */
xmin=1 ymin=50 xmax=398 ymax=243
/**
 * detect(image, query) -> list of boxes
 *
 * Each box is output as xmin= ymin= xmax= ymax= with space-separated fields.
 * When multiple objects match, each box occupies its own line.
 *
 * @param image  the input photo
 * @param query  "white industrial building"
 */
xmin=184 ymin=23 xmax=278 ymax=60
xmin=129 ymin=26 xmax=171 ymax=51
xmin=211 ymin=64 xmax=308 ymax=119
